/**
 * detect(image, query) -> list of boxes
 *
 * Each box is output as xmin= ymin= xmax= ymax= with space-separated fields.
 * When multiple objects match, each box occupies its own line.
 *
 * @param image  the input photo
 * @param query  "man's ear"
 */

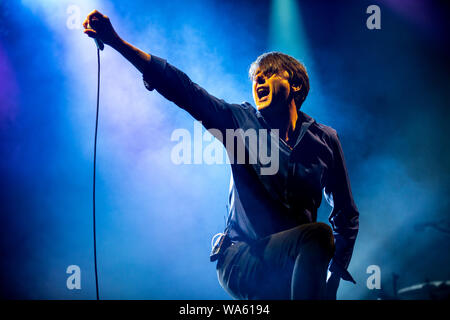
xmin=291 ymin=84 xmax=302 ymax=93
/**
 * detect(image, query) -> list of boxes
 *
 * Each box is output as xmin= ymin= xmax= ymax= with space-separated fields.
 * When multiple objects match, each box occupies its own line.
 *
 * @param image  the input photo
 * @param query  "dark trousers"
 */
xmin=216 ymin=222 xmax=335 ymax=300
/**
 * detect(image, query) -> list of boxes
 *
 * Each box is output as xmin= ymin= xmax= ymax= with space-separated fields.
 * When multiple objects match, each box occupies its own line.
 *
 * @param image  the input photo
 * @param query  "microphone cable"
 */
xmin=92 ymin=47 xmax=101 ymax=300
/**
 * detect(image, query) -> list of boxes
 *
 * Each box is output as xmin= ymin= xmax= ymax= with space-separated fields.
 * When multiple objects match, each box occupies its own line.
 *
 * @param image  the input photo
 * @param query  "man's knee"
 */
xmin=308 ymin=223 xmax=335 ymax=259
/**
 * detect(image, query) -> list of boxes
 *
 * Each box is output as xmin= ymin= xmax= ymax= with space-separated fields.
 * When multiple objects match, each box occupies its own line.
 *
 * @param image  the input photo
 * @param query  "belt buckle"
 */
xmin=210 ymin=233 xmax=230 ymax=262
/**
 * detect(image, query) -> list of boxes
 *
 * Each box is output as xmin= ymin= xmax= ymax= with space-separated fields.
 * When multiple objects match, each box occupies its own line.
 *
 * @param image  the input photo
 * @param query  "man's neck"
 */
xmin=260 ymin=101 xmax=298 ymax=143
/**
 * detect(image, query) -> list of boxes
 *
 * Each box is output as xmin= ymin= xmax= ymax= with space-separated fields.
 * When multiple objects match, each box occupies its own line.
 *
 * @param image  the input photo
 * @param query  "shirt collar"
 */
xmin=255 ymin=109 xmax=315 ymax=149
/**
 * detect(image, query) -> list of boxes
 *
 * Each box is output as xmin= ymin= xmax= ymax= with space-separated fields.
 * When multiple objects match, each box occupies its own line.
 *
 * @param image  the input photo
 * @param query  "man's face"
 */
xmin=252 ymin=68 xmax=291 ymax=111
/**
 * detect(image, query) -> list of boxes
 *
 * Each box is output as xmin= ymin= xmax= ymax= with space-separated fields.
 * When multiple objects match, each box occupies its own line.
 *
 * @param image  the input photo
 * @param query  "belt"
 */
xmin=210 ymin=232 xmax=233 ymax=262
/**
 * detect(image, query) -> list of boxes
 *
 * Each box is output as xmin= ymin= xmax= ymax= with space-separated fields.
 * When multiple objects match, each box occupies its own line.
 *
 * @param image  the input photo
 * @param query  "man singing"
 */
xmin=83 ymin=10 xmax=359 ymax=300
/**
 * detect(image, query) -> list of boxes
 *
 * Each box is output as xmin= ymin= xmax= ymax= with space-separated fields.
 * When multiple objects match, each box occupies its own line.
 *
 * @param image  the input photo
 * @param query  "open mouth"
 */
xmin=257 ymin=86 xmax=270 ymax=100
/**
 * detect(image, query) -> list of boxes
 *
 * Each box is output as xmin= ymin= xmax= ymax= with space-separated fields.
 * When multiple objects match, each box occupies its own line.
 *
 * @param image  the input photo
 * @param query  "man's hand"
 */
xmin=82 ymin=10 xmax=150 ymax=74
xmin=83 ymin=10 xmax=121 ymax=47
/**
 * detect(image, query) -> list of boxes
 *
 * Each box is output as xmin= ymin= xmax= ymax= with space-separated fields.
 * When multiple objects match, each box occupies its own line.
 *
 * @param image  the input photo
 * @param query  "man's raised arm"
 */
xmin=82 ymin=10 xmax=239 ymax=132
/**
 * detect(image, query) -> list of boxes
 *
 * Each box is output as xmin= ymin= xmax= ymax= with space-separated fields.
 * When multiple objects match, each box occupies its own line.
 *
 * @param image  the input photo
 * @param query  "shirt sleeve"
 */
xmin=142 ymin=54 xmax=238 ymax=133
xmin=324 ymin=131 xmax=359 ymax=283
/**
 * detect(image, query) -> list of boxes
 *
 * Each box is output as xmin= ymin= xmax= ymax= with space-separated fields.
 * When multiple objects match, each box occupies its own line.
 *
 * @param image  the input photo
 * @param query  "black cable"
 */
xmin=93 ymin=47 xmax=101 ymax=300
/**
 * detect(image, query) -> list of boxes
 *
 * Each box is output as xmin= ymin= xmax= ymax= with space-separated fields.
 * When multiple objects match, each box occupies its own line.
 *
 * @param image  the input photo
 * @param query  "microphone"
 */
xmin=94 ymin=39 xmax=105 ymax=50
xmin=94 ymin=38 xmax=104 ymax=51
xmin=87 ymin=23 xmax=104 ymax=51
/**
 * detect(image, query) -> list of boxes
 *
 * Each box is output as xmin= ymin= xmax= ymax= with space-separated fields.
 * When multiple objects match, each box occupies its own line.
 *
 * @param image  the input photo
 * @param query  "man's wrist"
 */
xmin=110 ymin=36 xmax=125 ymax=51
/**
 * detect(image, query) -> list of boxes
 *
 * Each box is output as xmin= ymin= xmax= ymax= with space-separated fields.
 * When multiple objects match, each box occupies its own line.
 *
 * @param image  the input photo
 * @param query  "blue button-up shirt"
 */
xmin=143 ymin=55 xmax=359 ymax=282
